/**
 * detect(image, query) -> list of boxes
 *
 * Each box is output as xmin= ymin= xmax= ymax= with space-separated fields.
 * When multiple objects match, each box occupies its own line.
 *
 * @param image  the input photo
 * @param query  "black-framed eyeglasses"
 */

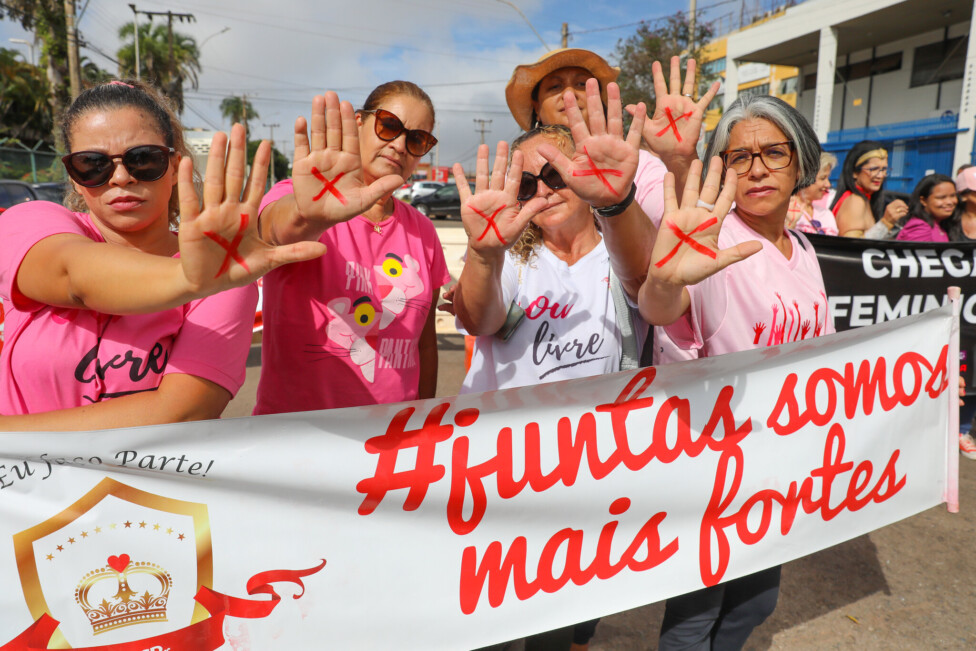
xmin=360 ymin=108 xmax=437 ymax=157
xmin=62 ymin=144 xmax=175 ymax=187
xmin=859 ymin=165 xmax=889 ymax=177
xmin=720 ymin=141 xmax=795 ymax=176
xmin=517 ymin=163 xmax=566 ymax=202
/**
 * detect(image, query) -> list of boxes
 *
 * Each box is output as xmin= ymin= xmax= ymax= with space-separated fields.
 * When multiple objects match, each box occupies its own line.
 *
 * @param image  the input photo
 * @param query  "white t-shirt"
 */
xmin=460 ymin=239 xmax=623 ymax=393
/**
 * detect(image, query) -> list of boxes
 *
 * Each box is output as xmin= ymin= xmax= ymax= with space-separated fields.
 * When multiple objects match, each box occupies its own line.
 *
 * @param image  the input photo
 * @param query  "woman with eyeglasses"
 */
xmin=0 ymin=80 xmax=322 ymax=429
xmin=254 ymin=81 xmax=449 ymax=413
xmin=831 ymin=139 xmax=909 ymax=238
xmin=639 ymin=94 xmax=834 ymax=650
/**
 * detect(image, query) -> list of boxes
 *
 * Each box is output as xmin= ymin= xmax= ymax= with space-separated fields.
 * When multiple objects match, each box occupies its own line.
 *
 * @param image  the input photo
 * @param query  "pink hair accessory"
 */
xmin=107 ymin=80 xmax=135 ymax=88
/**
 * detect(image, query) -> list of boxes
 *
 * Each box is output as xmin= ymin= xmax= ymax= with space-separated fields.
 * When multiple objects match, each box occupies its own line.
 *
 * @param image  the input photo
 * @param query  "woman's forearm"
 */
xmin=454 ymin=248 xmax=509 ymax=336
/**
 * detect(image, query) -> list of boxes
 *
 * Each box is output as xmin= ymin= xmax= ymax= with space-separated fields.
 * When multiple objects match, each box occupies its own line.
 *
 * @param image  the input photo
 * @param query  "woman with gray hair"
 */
xmin=638 ymin=94 xmax=835 ymax=649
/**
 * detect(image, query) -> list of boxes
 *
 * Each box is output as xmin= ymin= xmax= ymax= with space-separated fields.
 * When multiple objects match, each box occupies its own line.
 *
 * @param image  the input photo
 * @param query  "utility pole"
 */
xmin=263 ymin=123 xmax=280 ymax=186
xmin=129 ymin=4 xmax=140 ymax=80
xmin=473 ymin=119 xmax=492 ymax=146
xmin=136 ymin=9 xmax=195 ymax=110
xmin=242 ymin=93 xmax=248 ymax=136
xmin=561 ymin=23 xmax=568 ymax=48
xmin=64 ymin=0 xmax=82 ymax=98
xmin=689 ymin=0 xmax=697 ymax=52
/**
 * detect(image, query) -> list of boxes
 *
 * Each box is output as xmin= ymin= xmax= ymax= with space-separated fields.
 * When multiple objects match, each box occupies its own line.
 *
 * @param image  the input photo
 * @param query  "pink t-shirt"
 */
xmin=635 ymin=149 xmax=698 ymax=364
xmin=254 ymin=180 xmax=450 ymax=414
xmin=895 ymin=216 xmax=950 ymax=242
xmin=0 ymin=202 xmax=257 ymax=415
xmin=665 ymin=211 xmax=835 ymax=358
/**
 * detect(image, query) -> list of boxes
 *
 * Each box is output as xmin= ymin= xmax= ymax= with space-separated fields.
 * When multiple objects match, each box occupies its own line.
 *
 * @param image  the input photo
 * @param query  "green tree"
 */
xmin=116 ymin=22 xmax=201 ymax=113
xmin=614 ymin=11 xmax=716 ymax=112
xmin=247 ymin=139 xmax=289 ymax=188
xmin=219 ymin=96 xmax=258 ymax=136
xmin=0 ymin=47 xmax=54 ymax=143
xmin=1 ymin=0 xmax=71 ymax=127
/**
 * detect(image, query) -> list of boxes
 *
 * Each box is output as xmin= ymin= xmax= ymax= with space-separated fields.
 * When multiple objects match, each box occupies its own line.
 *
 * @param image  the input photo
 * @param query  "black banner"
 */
xmin=807 ymin=234 xmax=976 ymax=392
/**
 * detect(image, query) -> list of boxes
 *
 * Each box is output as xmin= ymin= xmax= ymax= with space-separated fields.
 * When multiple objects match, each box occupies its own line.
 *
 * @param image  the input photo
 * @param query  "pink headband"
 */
xmin=108 ymin=80 xmax=134 ymax=88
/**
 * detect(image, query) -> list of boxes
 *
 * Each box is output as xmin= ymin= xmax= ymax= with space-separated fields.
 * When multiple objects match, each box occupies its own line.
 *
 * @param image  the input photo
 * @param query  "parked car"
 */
xmin=408 ymin=181 xmax=445 ymax=203
xmin=411 ymin=182 xmax=474 ymax=220
xmin=392 ymin=182 xmax=413 ymax=201
xmin=0 ymin=180 xmax=67 ymax=210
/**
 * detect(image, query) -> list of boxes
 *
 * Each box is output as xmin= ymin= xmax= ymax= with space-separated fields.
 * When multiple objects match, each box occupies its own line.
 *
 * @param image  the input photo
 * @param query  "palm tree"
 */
xmin=0 ymin=47 xmax=54 ymax=143
xmin=219 ymin=96 xmax=259 ymax=136
xmin=116 ymin=22 xmax=201 ymax=113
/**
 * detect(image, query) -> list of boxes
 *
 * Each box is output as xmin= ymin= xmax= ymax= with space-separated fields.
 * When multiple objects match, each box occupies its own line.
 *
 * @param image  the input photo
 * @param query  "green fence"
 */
xmin=0 ymin=139 xmax=65 ymax=183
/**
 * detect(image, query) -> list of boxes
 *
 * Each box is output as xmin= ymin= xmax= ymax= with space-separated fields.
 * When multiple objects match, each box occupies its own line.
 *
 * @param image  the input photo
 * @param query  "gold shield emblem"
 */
xmin=13 ymin=477 xmax=212 ymax=649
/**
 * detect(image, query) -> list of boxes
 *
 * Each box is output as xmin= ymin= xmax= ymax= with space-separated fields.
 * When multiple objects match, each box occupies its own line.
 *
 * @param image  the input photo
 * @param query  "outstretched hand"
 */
xmin=454 ymin=142 xmax=548 ymax=253
xmin=648 ymin=157 xmax=761 ymax=287
xmin=536 ymin=79 xmax=645 ymax=208
xmin=290 ymin=91 xmax=403 ymax=226
xmin=630 ymin=57 xmax=719 ymax=162
xmin=177 ymin=124 xmax=326 ymax=293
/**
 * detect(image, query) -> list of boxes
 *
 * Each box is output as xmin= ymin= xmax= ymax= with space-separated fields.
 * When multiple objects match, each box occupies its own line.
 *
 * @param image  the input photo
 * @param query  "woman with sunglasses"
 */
xmin=639 ymin=94 xmax=832 ymax=650
xmin=0 ymin=80 xmax=321 ymax=429
xmin=254 ymin=81 xmax=449 ymax=413
xmin=831 ymin=139 xmax=909 ymax=238
xmin=453 ymin=82 xmax=646 ymax=651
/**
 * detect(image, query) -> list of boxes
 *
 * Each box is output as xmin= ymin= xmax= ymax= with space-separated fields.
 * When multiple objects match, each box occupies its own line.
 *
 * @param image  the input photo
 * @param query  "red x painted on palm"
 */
xmin=204 ymin=213 xmax=251 ymax=278
xmin=571 ymin=145 xmax=623 ymax=196
xmin=472 ymin=206 xmax=507 ymax=245
xmin=656 ymin=108 xmax=694 ymax=143
xmin=311 ymin=167 xmax=348 ymax=205
xmin=654 ymin=217 xmax=719 ymax=268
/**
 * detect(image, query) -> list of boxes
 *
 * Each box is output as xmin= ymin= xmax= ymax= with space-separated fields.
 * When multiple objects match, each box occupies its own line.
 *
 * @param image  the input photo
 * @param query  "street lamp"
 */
xmin=494 ymin=0 xmax=551 ymax=51
xmin=8 ymin=38 xmax=35 ymax=66
xmin=200 ymin=26 xmax=230 ymax=51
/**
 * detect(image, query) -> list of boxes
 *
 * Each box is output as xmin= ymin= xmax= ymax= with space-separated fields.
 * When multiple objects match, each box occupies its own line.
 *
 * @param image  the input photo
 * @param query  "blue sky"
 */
xmin=0 ymin=0 xmax=771 ymax=171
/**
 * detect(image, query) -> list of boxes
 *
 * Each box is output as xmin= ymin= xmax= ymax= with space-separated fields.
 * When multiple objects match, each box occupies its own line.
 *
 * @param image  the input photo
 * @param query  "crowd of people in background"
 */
xmin=0 ymin=42 xmax=972 ymax=651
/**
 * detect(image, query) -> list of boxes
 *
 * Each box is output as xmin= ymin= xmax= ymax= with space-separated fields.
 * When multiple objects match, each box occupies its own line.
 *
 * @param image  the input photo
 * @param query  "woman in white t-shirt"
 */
xmin=455 ymin=125 xmax=627 ymax=392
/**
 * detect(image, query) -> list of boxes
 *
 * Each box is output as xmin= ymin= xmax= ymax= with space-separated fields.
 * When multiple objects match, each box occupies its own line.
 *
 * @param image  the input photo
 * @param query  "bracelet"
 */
xmin=591 ymin=182 xmax=637 ymax=218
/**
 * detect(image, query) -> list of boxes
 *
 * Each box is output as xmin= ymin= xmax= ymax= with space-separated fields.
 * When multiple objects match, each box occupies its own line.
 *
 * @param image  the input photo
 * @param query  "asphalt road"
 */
xmin=224 ymin=217 xmax=976 ymax=650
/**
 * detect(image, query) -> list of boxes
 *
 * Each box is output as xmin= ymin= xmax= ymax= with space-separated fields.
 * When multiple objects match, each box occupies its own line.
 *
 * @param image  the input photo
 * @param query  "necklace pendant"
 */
xmin=373 ymin=224 xmax=382 ymax=234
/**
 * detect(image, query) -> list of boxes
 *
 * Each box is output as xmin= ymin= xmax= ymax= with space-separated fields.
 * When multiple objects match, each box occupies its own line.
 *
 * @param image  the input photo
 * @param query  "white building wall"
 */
xmin=794 ymin=22 xmax=969 ymax=133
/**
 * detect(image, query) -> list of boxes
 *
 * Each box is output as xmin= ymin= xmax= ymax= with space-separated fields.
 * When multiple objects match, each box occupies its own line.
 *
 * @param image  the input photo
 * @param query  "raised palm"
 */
xmin=291 ymin=92 xmax=403 ymax=227
xmin=635 ymin=57 xmax=720 ymax=161
xmin=455 ymin=142 xmax=547 ymax=253
xmin=649 ymin=157 xmax=760 ymax=287
xmin=536 ymin=79 xmax=645 ymax=208
xmin=177 ymin=124 xmax=325 ymax=292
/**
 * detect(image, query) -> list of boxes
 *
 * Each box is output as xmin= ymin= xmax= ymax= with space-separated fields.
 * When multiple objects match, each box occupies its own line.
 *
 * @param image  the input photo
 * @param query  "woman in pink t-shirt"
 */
xmin=639 ymin=94 xmax=833 ymax=650
xmin=0 ymin=80 xmax=322 ymax=430
xmin=254 ymin=82 xmax=450 ymax=413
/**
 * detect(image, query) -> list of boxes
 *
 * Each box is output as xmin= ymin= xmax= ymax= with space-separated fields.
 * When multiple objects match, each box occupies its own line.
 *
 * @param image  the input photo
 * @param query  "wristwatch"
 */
xmin=592 ymin=183 xmax=637 ymax=218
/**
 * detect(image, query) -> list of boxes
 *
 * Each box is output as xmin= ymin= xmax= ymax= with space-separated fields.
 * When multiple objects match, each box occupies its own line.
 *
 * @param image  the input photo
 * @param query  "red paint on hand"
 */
xmin=311 ymin=167 xmax=348 ymax=205
xmin=472 ymin=205 xmax=507 ymax=245
xmin=654 ymin=217 xmax=719 ymax=268
xmin=204 ymin=212 xmax=251 ymax=278
xmin=571 ymin=145 xmax=623 ymax=196
xmin=655 ymin=108 xmax=693 ymax=142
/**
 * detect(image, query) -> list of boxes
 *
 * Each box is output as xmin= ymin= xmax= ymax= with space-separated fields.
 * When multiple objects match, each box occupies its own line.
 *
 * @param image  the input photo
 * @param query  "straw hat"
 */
xmin=505 ymin=48 xmax=620 ymax=131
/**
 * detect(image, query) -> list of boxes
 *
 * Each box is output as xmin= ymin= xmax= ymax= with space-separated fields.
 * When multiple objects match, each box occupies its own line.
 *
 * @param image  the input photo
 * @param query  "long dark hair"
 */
xmin=831 ymin=140 xmax=887 ymax=219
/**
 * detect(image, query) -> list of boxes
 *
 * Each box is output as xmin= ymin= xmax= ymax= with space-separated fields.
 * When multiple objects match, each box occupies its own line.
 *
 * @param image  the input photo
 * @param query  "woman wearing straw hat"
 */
xmin=505 ymin=48 xmax=718 ymax=365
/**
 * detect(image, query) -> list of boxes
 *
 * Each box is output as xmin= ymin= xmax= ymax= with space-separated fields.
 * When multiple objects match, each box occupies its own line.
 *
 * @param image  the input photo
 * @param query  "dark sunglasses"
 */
xmin=62 ymin=144 xmax=175 ymax=188
xmin=360 ymin=108 xmax=437 ymax=157
xmin=518 ymin=163 xmax=566 ymax=202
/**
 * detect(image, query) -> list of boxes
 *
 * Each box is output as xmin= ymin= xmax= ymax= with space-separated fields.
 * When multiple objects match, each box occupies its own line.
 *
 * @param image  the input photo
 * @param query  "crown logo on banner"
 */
xmin=74 ymin=554 xmax=172 ymax=634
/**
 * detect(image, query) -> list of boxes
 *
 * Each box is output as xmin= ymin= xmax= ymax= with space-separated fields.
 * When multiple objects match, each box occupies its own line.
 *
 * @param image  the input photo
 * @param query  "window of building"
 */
xmin=778 ymin=77 xmax=798 ymax=95
xmin=911 ymin=36 xmax=968 ymax=87
xmin=739 ymin=83 xmax=770 ymax=99
xmin=802 ymin=52 xmax=903 ymax=91
xmin=702 ymin=58 xmax=726 ymax=75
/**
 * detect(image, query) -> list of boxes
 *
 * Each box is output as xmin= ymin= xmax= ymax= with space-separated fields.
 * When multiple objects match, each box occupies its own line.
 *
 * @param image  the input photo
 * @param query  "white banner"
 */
xmin=0 ymin=306 xmax=958 ymax=650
